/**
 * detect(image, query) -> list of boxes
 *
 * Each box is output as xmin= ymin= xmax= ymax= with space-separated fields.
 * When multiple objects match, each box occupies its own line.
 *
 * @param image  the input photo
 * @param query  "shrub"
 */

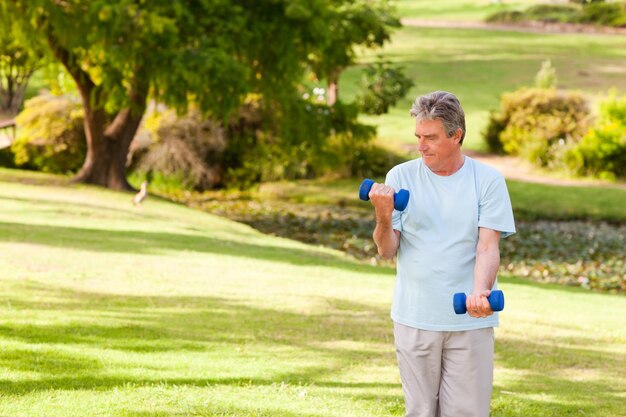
xmin=223 ymin=99 xmax=381 ymax=188
xmin=576 ymin=2 xmax=626 ymax=27
xmin=129 ymin=108 xmax=226 ymax=190
xmin=524 ymin=4 xmax=580 ymax=23
xmin=486 ymin=1 xmax=626 ymax=27
xmin=485 ymin=11 xmax=524 ymax=23
xmin=132 ymin=96 xmax=388 ymax=191
xmin=11 ymin=94 xmax=86 ymax=174
xmin=483 ymin=88 xmax=590 ymax=167
xmin=565 ymin=92 xmax=626 ymax=179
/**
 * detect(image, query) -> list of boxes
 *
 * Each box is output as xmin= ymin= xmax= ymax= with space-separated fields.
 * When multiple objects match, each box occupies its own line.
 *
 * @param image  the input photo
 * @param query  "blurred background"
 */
xmin=0 ymin=1 xmax=625 ymax=416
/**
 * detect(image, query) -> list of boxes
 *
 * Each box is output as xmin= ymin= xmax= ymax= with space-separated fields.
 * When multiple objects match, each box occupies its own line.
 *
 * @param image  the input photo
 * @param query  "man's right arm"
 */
xmin=369 ymin=183 xmax=401 ymax=259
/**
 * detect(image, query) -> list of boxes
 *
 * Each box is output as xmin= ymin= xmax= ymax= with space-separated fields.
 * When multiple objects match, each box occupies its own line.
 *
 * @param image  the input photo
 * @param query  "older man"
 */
xmin=368 ymin=91 xmax=516 ymax=417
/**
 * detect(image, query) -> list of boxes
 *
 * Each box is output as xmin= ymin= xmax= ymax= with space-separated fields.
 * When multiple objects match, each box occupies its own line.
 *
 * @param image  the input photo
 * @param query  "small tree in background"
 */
xmin=307 ymin=0 xmax=400 ymax=106
xmin=0 ymin=10 xmax=45 ymax=117
xmin=357 ymin=60 xmax=414 ymax=115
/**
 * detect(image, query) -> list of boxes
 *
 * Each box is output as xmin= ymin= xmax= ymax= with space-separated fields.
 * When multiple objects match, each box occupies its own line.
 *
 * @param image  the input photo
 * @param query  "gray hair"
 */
xmin=409 ymin=91 xmax=466 ymax=144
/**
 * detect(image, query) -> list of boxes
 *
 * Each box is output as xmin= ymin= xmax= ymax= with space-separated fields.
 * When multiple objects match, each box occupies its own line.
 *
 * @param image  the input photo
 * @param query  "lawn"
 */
xmin=395 ymin=0 xmax=546 ymax=22
xmin=340 ymin=24 xmax=626 ymax=152
xmin=0 ymin=168 xmax=624 ymax=416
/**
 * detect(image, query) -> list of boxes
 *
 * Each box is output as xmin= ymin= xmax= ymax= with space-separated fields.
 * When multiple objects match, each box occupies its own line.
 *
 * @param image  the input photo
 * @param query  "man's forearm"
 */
xmin=373 ymin=217 xmax=399 ymax=259
xmin=473 ymin=245 xmax=500 ymax=292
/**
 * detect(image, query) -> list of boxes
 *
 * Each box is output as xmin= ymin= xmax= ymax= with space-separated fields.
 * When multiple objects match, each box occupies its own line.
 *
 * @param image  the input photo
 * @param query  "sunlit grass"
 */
xmin=395 ymin=0 xmax=546 ymax=21
xmin=0 ymin=168 xmax=624 ymax=416
xmin=341 ymin=25 xmax=626 ymax=151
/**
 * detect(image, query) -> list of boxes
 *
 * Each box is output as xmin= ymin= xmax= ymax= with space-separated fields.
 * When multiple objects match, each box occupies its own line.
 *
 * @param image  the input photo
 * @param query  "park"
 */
xmin=0 ymin=1 xmax=625 ymax=416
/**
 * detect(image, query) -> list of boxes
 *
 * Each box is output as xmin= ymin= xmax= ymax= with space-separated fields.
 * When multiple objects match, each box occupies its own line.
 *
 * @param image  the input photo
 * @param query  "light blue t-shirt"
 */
xmin=385 ymin=156 xmax=516 ymax=331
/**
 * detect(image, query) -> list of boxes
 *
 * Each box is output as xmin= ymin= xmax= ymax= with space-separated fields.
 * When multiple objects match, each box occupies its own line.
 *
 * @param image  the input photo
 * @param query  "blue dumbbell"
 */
xmin=453 ymin=290 xmax=505 ymax=315
xmin=359 ymin=178 xmax=410 ymax=211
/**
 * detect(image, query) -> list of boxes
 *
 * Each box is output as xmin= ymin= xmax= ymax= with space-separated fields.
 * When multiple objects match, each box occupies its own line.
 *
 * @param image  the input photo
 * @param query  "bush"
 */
xmin=576 ymin=2 xmax=626 ymax=27
xmin=524 ymin=5 xmax=580 ymax=23
xmin=129 ymin=108 xmax=226 ymax=190
xmin=223 ymin=99 xmax=381 ymax=188
xmin=132 ymin=96 xmax=389 ymax=191
xmin=11 ymin=94 xmax=86 ymax=174
xmin=483 ymin=88 xmax=590 ymax=167
xmin=565 ymin=92 xmax=626 ymax=179
xmin=486 ymin=1 xmax=626 ymax=27
xmin=485 ymin=11 xmax=524 ymax=23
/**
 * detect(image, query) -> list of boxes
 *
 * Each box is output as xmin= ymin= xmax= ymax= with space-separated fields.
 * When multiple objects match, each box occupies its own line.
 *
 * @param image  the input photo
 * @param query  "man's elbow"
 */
xmin=377 ymin=247 xmax=397 ymax=260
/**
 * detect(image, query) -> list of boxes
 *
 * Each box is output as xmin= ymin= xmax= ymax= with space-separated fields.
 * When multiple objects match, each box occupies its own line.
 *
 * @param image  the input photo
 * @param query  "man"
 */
xmin=368 ymin=91 xmax=516 ymax=417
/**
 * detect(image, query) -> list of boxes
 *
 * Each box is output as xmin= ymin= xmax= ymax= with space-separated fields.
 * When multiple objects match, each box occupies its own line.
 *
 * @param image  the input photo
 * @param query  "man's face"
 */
xmin=414 ymin=119 xmax=461 ymax=172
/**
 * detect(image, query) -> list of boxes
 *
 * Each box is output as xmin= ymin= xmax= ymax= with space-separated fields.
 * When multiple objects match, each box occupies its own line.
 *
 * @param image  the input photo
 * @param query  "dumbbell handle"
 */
xmin=453 ymin=290 xmax=505 ymax=315
xmin=359 ymin=178 xmax=410 ymax=211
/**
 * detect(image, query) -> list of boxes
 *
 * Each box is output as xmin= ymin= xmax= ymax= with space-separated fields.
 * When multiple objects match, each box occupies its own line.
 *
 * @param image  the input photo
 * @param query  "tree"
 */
xmin=0 ymin=11 xmax=45 ymax=117
xmin=357 ymin=61 xmax=414 ymax=115
xmin=6 ymin=0 xmax=395 ymax=190
xmin=307 ymin=0 xmax=400 ymax=106
xmin=5 ymin=0 xmax=328 ymax=190
xmin=5 ymin=0 xmax=253 ymax=189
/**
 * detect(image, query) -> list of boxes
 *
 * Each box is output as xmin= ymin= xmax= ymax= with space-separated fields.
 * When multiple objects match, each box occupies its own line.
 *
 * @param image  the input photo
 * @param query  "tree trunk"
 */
xmin=47 ymin=34 xmax=148 ymax=190
xmin=72 ymin=90 xmax=147 ymax=191
xmin=0 ymin=68 xmax=32 ymax=117
xmin=326 ymin=68 xmax=342 ymax=106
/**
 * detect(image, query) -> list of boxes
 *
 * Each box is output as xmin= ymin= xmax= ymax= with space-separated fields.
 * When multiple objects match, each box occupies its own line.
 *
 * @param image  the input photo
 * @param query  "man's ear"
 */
xmin=454 ymin=128 xmax=463 ymax=144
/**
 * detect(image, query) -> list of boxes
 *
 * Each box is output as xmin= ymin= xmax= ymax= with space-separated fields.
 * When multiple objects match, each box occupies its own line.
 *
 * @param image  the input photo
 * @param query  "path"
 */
xmin=401 ymin=144 xmax=626 ymax=190
xmin=401 ymin=18 xmax=626 ymax=36
xmin=464 ymin=150 xmax=626 ymax=190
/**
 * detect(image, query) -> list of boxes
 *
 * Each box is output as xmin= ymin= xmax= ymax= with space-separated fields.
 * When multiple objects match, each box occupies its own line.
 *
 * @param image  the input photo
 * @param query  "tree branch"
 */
xmin=46 ymin=31 xmax=95 ymax=100
xmin=104 ymin=69 xmax=149 ymax=140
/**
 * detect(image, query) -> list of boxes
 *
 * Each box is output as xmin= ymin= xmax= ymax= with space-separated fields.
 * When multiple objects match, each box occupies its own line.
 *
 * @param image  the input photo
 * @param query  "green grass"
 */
xmin=341 ymin=25 xmax=626 ymax=152
xmin=395 ymin=0 xmax=544 ymax=22
xmin=506 ymin=179 xmax=626 ymax=222
xmin=0 ymin=167 xmax=624 ymax=416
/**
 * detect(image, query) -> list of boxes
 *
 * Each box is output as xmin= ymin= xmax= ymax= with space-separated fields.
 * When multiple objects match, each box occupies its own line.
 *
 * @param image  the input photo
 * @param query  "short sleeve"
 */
xmin=478 ymin=176 xmax=516 ymax=238
xmin=385 ymin=168 xmax=404 ymax=232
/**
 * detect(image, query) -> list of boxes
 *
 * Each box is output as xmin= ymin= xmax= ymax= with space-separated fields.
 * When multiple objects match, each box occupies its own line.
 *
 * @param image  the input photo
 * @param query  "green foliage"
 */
xmin=486 ymin=1 xmax=626 ymax=27
xmin=534 ymin=59 xmax=557 ymax=89
xmin=307 ymin=0 xmax=400 ymax=86
xmin=0 ymin=6 xmax=46 ymax=115
xmin=484 ymin=88 xmax=590 ymax=167
xmin=483 ymin=110 xmax=507 ymax=154
xmin=6 ymin=0 xmax=402 ymax=189
xmin=11 ymin=94 xmax=85 ymax=174
xmin=223 ymin=98 xmax=379 ymax=189
xmin=130 ymin=108 xmax=226 ymax=191
xmin=524 ymin=4 xmax=580 ymax=23
xmin=357 ymin=61 xmax=414 ymax=115
xmin=577 ymin=1 xmax=626 ymax=26
xmin=565 ymin=92 xmax=626 ymax=179
xmin=484 ymin=10 xmax=524 ymax=23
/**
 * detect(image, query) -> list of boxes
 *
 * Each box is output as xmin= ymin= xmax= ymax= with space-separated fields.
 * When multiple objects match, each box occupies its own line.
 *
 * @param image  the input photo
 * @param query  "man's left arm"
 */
xmin=466 ymin=227 xmax=501 ymax=318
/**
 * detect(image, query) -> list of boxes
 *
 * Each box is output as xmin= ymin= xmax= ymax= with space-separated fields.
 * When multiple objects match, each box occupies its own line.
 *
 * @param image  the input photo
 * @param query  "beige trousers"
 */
xmin=393 ymin=322 xmax=495 ymax=417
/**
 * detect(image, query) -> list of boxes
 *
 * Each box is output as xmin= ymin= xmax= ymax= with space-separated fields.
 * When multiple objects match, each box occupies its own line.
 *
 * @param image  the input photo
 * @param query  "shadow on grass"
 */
xmin=0 ymin=220 xmax=389 ymax=275
xmin=0 ymin=195 xmax=150 ymax=220
xmin=0 ymin=281 xmax=623 ymax=416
